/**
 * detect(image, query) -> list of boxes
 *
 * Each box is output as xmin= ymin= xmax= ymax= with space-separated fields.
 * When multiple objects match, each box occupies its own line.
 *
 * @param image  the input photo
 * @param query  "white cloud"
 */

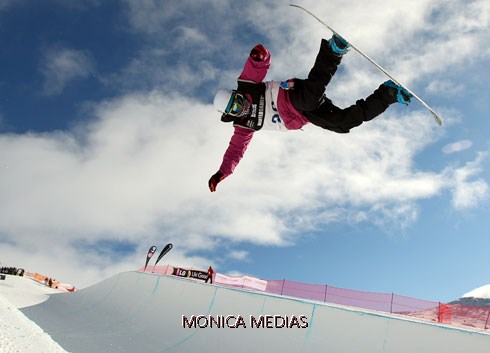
xmin=174 ymin=26 xmax=210 ymax=48
xmin=442 ymin=140 xmax=473 ymax=154
xmin=228 ymin=250 xmax=249 ymax=261
xmin=448 ymin=152 xmax=488 ymax=209
xmin=426 ymin=79 xmax=465 ymax=96
xmin=40 ymin=47 xmax=95 ymax=96
xmin=0 ymin=90 xmax=487 ymax=287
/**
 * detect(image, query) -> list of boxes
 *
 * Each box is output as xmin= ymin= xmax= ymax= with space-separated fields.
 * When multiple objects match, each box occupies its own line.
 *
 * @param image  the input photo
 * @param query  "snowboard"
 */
xmin=290 ymin=4 xmax=443 ymax=126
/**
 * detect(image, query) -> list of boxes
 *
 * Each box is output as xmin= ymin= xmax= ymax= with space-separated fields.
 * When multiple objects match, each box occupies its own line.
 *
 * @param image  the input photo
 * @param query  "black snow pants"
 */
xmin=289 ymin=39 xmax=397 ymax=133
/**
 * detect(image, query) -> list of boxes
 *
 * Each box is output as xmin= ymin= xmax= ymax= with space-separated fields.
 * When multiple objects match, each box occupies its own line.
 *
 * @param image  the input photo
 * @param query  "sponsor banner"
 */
xmin=172 ymin=268 xmax=209 ymax=282
xmin=214 ymin=273 xmax=267 ymax=291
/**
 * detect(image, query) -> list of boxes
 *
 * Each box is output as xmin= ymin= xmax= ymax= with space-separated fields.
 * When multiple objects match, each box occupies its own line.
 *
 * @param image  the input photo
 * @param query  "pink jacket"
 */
xmin=219 ymin=46 xmax=309 ymax=177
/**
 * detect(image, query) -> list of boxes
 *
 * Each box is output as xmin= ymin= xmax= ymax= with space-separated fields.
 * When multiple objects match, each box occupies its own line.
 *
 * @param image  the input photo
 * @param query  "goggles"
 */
xmin=224 ymin=91 xmax=246 ymax=117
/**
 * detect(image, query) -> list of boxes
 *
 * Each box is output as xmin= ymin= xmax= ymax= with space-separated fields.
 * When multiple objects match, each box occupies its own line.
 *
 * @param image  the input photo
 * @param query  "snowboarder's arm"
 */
xmin=238 ymin=44 xmax=271 ymax=83
xmin=208 ymin=126 xmax=254 ymax=192
xmin=219 ymin=127 xmax=254 ymax=177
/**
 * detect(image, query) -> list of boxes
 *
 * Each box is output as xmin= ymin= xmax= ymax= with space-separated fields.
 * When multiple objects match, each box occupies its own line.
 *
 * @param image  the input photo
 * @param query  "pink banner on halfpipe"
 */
xmin=214 ymin=273 xmax=267 ymax=291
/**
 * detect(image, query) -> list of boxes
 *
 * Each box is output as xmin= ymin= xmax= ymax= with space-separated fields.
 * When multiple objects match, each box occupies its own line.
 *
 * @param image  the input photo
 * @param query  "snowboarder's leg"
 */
xmin=289 ymin=37 xmax=346 ymax=112
xmin=304 ymin=83 xmax=402 ymax=133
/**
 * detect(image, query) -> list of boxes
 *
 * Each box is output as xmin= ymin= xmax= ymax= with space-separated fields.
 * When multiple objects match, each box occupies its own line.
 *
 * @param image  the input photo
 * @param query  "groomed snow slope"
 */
xmin=22 ymin=271 xmax=490 ymax=353
xmin=0 ymin=275 xmax=69 ymax=353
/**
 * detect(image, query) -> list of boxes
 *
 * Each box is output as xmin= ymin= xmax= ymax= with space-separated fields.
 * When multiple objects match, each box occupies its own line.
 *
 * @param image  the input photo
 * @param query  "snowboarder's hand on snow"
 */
xmin=250 ymin=44 xmax=267 ymax=62
xmin=208 ymin=171 xmax=225 ymax=192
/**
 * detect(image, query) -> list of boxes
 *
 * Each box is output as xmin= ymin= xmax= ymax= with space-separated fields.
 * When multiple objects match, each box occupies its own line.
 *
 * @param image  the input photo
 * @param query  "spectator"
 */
xmin=206 ymin=266 xmax=214 ymax=284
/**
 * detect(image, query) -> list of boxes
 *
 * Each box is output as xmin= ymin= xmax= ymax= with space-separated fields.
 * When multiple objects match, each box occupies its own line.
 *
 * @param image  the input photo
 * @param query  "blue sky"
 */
xmin=0 ymin=0 xmax=489 ymax=303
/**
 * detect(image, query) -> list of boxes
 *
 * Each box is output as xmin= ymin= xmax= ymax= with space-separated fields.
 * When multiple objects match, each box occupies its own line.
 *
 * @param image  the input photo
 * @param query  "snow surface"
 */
xmin=0 ymin=274 xmax=69 ymax=353
xmin=1 ymin=272 xmax=489 ymax=353
xmin=462 ymin=284 xmax=490 ymax=299
xmin=20 ymin=272 xmax=490 ymax=353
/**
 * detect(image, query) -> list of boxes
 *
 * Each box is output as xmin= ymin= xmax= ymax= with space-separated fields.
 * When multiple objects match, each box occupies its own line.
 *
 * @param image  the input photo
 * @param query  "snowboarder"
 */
xmin=209 ymin=35 xmax=412 ymax=192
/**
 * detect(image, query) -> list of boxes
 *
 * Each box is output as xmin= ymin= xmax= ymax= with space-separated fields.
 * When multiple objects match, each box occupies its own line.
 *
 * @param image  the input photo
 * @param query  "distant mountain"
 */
xmin=449 ymin=284 xmax=490 ymax=306
xmin=449 ymin=297 xmax=490 ymax=307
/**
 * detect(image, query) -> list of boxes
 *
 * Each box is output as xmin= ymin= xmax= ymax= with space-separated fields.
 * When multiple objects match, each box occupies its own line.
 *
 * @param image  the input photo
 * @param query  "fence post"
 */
xmin=281 ymin=279 xmax=285 ymax=295
xmin=324 ymin=284 xmax=329 ymax=302
xmin=390 ymin=293 xmax=394 ymax=314
xmin=485 ymin=310 xmax=490 ymax=330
